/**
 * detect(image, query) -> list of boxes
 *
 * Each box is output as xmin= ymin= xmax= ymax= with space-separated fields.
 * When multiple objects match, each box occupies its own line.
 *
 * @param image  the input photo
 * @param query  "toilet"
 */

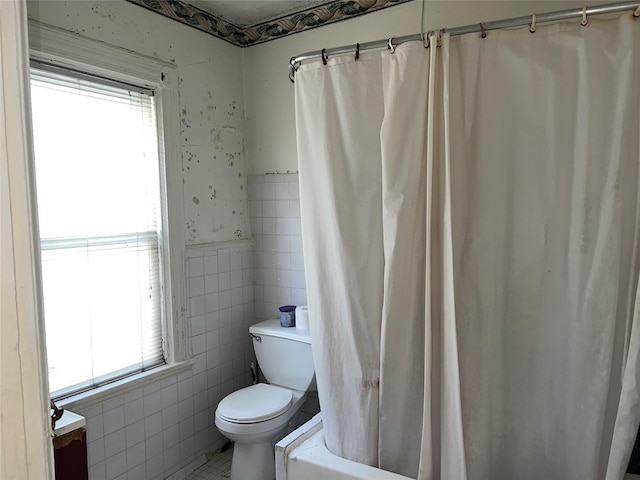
xmin=214 ymin=319 xmax=316 ymax=480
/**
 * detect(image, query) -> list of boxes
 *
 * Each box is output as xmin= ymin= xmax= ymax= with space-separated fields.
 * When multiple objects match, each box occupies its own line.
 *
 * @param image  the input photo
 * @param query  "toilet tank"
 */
xmin=249 ymin=319 xmax=316 ymax=392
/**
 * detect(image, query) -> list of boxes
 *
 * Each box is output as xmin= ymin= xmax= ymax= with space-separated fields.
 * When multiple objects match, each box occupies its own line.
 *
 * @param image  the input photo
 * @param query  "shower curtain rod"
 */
xmin=288 ymin=0 xmax=640 ymax=82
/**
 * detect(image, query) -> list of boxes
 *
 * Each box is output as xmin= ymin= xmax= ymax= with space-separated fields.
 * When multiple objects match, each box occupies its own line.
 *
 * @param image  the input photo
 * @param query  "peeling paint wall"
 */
xmin=28 ymin=0 xmax=249 ymax=245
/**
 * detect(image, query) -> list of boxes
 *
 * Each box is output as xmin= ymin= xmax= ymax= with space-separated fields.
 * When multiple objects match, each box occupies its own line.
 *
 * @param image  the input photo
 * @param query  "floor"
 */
xmin=185 ymin=445 xmax=233 ymax=480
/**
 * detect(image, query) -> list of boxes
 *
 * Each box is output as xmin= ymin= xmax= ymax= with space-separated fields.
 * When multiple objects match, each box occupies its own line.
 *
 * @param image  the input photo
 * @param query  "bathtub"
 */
xmin=276 ymin=414 xmax=640 ymax=480
xmin=275 ymin=413 xmax=411 ymax=480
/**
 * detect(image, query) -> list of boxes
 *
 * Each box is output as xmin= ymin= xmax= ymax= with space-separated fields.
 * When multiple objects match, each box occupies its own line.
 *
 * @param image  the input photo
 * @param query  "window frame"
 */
xmin=28 ymin=20 xmax=189 ymax=410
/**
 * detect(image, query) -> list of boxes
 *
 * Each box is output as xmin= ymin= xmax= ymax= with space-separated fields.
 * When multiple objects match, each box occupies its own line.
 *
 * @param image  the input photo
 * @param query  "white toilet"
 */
xmin=214 ymin=319 xmax=316 ymax=480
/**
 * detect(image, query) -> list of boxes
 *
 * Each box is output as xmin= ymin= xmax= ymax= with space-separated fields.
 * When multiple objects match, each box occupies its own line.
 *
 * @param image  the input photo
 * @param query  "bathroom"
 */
xmin=2 ymin=0 xmax=640 ymax=479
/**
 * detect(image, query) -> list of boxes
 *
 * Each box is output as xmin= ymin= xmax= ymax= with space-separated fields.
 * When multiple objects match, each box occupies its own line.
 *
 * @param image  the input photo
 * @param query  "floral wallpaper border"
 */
xmin=125 ymin=0 xmax=412 ymax=47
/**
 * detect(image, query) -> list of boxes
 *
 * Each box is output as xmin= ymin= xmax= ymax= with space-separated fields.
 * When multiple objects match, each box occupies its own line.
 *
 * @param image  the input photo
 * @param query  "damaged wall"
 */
xmin=28 ymin=0 xmax=249 ymax=246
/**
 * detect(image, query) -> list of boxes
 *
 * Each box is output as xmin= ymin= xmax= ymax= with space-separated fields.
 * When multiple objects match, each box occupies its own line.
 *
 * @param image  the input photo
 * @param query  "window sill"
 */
xmin=55 ymin=359 xmax=194 ymax=412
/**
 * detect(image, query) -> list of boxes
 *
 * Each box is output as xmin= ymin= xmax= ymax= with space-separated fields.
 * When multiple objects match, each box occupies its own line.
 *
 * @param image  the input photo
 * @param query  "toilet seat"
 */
xmin=217 ymin=383 xmax=293 ymax=424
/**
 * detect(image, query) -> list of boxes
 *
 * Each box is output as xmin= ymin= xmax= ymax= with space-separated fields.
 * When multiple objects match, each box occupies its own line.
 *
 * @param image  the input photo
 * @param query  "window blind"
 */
xmin=30 ymin=66 xmax=166 ymax=398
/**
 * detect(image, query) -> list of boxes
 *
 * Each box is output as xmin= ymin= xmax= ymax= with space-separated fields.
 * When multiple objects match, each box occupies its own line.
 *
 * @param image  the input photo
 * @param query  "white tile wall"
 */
xmin=79 ymin=176 xmax=311 ymax=480
xmin=248 ymin=174 xmax=307 ymax=320
xmin=77 ymin=242 xmax=254 ymax=480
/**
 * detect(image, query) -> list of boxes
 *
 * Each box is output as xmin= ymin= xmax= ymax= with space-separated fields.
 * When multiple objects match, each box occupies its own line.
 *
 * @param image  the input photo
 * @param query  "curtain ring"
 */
xmin=581 ymin=6 xmax=588 ymax=26
xmin=355 ymin=43 xmax=360 ymax=60
xmin=530 ymin=13 xmax=537 ymax=33
xmin=388 ymin=37 xmax=396 ymax=54
xmin=634 ymin=4 xmax=640 ymax=17
xmin=479 ymin=22 xmax=487 ymax=38
xmin=321 ymin=48 xmax=328 ymax=65
xmin=423 ymin=32 xmax=430 ymax=48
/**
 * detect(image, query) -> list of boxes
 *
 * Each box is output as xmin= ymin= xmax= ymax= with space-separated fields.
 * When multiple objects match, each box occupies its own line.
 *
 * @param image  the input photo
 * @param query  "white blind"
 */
xmin=29 ymin=65 xmax=166 ymax=398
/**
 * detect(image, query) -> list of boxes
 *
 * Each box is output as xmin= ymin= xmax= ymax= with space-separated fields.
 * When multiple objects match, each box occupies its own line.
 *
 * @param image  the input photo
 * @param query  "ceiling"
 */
xmin=125 ymin=0 xmax=411 ymax=47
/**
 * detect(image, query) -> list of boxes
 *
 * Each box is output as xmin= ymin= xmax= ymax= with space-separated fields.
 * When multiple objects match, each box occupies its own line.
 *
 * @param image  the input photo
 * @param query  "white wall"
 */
xmin=243 ymin=0 xmax=601 ymax=175
xmin=28 ymin=0 xmax=249 ymax=246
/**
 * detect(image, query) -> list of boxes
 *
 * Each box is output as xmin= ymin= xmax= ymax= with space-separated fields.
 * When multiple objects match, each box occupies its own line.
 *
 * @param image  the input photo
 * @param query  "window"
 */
xmin=28 ymin=22 xmax=186 ymax=403
xmin=30 ymin=65 xmax=167 ymax=397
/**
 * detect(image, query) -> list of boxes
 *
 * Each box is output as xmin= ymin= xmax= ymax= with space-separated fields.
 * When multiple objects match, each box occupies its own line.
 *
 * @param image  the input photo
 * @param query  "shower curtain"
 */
xmin=295 ymin=14 xmax=640 ymax=480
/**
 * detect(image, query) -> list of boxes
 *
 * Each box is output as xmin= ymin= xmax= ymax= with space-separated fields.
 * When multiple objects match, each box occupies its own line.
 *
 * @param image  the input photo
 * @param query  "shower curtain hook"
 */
xmin=634 ymin=4 xmax=640 ymax=17
xmin=355 ymin=43 xmax=360 ymax=60
xmin=479 ymin=22 xmax=487 ymax=38
xmin=388 ymin=37 xmax=396 ymax=54
xmin=530 ymin=13 xmax=537 ymax=33
xmin=423 ymin=31 xmax=430 ymax=48
xmin=321 ymin=48 xmax=328 ymax=65
xmin=581 ymin=6 xmax=588 ymax=26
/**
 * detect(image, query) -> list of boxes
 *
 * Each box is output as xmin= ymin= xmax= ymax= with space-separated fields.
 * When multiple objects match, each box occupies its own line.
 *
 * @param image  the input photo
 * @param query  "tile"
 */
xmin=290 ymin=199 xmax=301 ymax=217
xmin=291 ymin=269 xmax=306 ymax=289
xmin=192 ymin=333 xmax=206 ymax=356
xmin=146 ymin=453 xmax=164 ymax=479
xmin=127 ymin=462 xmax=146 ymax=480
xmin=180 ymin=436 xmax=195 ymax=462
xmin=290 ymin=235 xmax=303 ymax=254
xmin=163 ymin=423 xmax=180 ymax=448
xmin=145 ymin=412 xmax=163 ymax=438
xmin=291 ymin=253 xmax=305 ymax=271
xmin=262 ymin=182 xmax=277 ymax=200
xmin=190 ymin=295 xmax=206 ymax=317
xmin=104 ymin=428 xmax=125 ymax=458
xmin=87 ymin=438 xmax=105 ymax=467
xmin=191 ymin=314 xmax=206 ymax=336
xmin=102 ymin=395 xmax=124 ymax=413
xmin=219 ymin=290 xmax=231 ymax=310
xmin=276 ymin=200 xmax=289 ymax=217
xmin=193 ymin=352 xmax=207 ymax=375
xmin=275 ymin=183 xmax=290 ymax=200
xmin=231 ymin=270 xmax=242 ymax=288
xmin=187 ymin=257 xmax=204 ymax=278
xmin=204 ymin=254 xmax=218 ymax=275
xmin=144 ymin=390 xmax=162 ymax=416
xmin=103 ymin=406 xmax=124 ymax=436
xmin=124 ymin=398 xmax=144 ymax=425
xmin=262 ymin=200 xmax=275 ymax=217
xmin=289 ymin=181 xmax=300 ymax=199
xmin=178 ymin=378 xmax=194 ymax=402
xmin=206 ymin=311 xmax=220 ymax=331
xmin=193 ymin=371 xmax=208 ymax=395
xmin=217 ymin=254 xmax=230 ymax=273
xmin=145 ymin=432 xmax=164 ymax=459
xmin=179 ymin=398 xmax=194 ymax=421
xmin=126 ymin=440 xmax=146 ymax=469
xmin=247 ymin=182 xmax=262 ymax=200
xmin=179 ymin=418 xmax=195 ymax=440
xmin=205 ymin=274 xmax=219 ymax=294
xmin=162 ymin=404 xmax=179 ymax=428
xmin=125 ymin=420 xmax=145 ymax=448
xmin=276 ymin=218 xmax=290 ymax=235
xmin=250 ymin=217 xmax=262 ymax=235
xmin=189 ymin=276 xmax=205 ymax=298
xmin=263 ymin=174 xmax=283 ymax=183
xmin=163 ymin=444 xmax=180 ymax=473
xmin=193 ymin=390 xmax=208 ymax=414
xmin=229 ymin=252 xmax=242 ymax=271
xmin=205 ymin=293 xmax=219 ymax=313
xmin=86 ymin=413 xmax=104 ymax=443
xmin=231 ymin=287 xmax=243 ymax=307
xmin=88 ymin=461 xmax=106 ymax=480
xmin=218 ymin=272 xmax=231 ymax=291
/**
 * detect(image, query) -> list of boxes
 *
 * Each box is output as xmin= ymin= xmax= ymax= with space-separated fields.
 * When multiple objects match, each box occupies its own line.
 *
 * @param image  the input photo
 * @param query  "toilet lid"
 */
xmin=217 ymin=383 xmax=293 ymax=424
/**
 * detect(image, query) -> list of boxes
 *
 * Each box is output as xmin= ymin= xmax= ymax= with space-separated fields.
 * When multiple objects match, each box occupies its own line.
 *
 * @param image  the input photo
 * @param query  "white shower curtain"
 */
xmin=295 ymin=14 xmax=640 ymax=480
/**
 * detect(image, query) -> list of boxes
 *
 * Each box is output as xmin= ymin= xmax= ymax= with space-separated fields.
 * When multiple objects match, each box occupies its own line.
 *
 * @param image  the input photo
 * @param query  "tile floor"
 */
xmin=185 ymin=445 xmax=233 ymax=480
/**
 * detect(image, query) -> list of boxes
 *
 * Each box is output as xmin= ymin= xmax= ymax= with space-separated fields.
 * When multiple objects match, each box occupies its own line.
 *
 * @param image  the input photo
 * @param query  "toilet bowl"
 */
xmin=214 ymin=319 xmax=315 ymax=480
